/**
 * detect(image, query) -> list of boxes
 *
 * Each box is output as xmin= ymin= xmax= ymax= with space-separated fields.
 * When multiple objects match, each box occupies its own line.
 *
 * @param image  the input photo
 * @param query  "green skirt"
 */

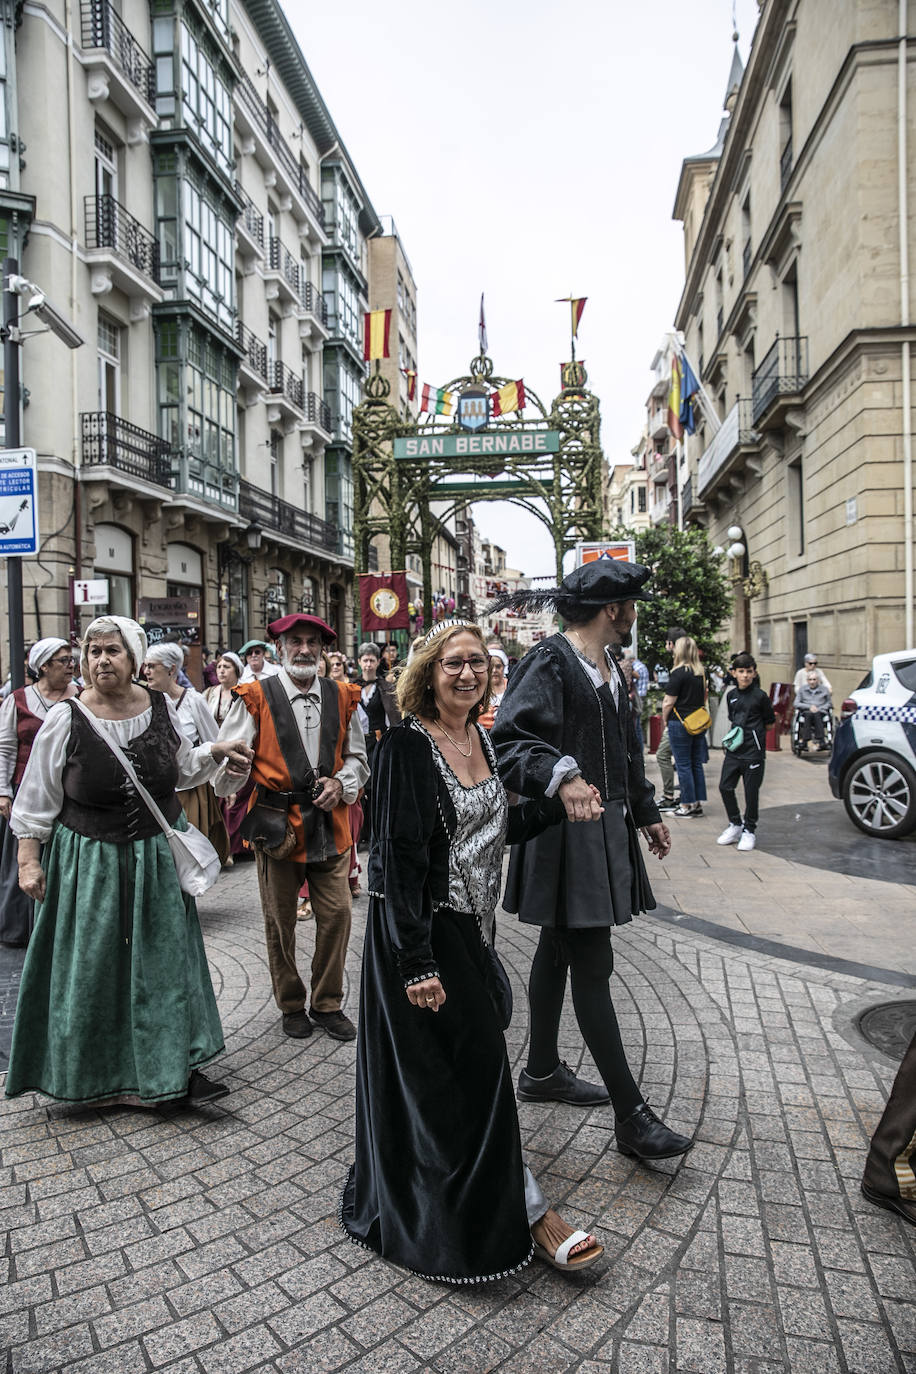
xmin=5 ymin=820 xmax=224 ymax=1104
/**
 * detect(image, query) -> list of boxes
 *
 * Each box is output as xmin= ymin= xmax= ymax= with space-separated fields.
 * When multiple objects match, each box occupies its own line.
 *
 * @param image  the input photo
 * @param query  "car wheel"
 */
xmin=842 ymin=750 xmax=916 ymax=839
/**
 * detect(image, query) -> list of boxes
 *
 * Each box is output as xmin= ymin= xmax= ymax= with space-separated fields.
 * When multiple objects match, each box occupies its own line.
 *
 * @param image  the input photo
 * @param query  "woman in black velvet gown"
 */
xmin=340 ymin=621 xmax=603 ymax=1283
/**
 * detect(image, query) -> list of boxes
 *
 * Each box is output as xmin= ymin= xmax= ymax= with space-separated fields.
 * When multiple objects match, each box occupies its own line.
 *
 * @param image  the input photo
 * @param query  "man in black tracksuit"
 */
xmin=717 ymin=652 xmax=776 ymax=853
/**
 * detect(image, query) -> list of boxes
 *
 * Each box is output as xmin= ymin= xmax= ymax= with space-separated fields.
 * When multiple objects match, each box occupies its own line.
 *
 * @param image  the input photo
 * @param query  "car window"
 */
xmin=856 ymin=671 xmax=873 ymax=691
xmin=891 ymin=658 xmax=916 ymax=691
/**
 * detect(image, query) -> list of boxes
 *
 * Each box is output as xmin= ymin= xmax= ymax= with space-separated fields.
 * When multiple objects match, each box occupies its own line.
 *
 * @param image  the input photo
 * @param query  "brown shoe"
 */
xmin=282 ymin=1010 xmax=313 ymax=1039
xmin=309 ymin=1008 xmax=357 ymax=1041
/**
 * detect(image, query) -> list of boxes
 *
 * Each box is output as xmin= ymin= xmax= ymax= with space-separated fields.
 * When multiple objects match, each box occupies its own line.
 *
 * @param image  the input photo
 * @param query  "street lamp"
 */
xmin=2 ymin=259 xmax=84 ymax=690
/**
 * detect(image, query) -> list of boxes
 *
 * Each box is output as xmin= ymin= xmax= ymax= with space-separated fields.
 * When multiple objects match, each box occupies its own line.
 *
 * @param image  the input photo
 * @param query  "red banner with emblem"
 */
xmin=359 ymin=572 xmax=410 ymax=631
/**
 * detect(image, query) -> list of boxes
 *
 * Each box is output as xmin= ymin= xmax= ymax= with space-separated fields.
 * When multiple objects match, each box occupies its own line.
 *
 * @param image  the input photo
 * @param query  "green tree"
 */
xmin=607 ymin=525 xmax=733 ymax=676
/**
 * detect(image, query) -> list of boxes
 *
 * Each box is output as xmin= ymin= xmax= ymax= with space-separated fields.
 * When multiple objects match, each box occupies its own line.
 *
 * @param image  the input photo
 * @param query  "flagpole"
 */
xmin=676 ymin=437 xmax=684 ymax=531
xmin=673 ymin=334 xmax=721 ymax=434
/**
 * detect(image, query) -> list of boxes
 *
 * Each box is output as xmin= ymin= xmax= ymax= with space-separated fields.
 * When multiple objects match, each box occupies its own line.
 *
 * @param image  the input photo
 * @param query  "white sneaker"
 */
xmin=717 ymin=824 xmax=743 ymax=846
xmin=737 ymin=830 xmax=756 ymax=852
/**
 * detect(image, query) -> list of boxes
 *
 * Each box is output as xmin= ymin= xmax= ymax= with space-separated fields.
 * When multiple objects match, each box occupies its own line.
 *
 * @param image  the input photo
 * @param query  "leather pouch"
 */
xmin=241 ymin=792 xmax=297 ymax=859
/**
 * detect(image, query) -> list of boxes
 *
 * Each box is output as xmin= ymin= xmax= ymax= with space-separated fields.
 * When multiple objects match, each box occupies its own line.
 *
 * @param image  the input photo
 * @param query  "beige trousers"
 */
xmin=255 ymin=848 xmax=352 ymax=1014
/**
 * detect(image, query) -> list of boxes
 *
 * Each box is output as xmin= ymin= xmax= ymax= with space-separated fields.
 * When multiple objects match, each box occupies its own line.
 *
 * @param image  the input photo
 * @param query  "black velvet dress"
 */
xmin=340 ymin=718 xmax=562 ymax=1284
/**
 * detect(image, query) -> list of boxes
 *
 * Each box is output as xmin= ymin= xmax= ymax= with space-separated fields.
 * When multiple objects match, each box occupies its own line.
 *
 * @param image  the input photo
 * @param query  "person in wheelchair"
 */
xmin=794 ymin=670 xmax=834 ymax=752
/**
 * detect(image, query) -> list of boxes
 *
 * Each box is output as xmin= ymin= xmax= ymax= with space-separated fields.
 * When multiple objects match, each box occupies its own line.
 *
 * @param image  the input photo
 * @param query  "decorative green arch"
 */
xmin=352 ymin=353 xmax=606 ymax=623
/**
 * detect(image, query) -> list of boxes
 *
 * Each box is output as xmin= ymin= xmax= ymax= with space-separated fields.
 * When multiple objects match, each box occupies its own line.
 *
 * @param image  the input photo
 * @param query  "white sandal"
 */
xmin=533 ymin=1229 xmax=604 ymax=1271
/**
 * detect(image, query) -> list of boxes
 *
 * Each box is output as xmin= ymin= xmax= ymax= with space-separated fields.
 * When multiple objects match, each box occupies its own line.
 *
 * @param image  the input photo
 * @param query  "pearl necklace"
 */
xmin=435 ymin=721 xmax=473 ymax=758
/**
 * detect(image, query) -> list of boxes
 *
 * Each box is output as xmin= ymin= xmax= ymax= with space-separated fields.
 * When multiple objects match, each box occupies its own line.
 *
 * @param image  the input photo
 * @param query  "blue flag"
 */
xmin=679 ymin=353 xmax=700 ymax=435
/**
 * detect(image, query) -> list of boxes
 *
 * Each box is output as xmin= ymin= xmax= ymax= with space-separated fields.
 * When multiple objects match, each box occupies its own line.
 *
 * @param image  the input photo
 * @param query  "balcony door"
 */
xmin=95 ymin=128 xmax=117 ymax=202
xmin=97 ymin=313 xmax=121 ymax=420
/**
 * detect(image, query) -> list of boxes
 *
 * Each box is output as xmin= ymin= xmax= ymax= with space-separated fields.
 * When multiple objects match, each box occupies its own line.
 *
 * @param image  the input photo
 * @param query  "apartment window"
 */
xmin=322 ymin=171 xmax=359 ymax=262
xmin=779 ymin=80 xmax=793 ymax=188
xmin=788 ymin=456 xmax=805 ymax=557
xmin=154 ymin=152 xmax=179 ymax=285
xmin=741 ymin=193 xmax=752 ymax=274
xmin=97 ymin=313 xmax=121 ymax=414
xmin=324 ymin=357 xmax=362 ymax=444
xmin=325 ymin=448 xmax=353 ymax=553
xmin=269 ymin=428 xmax=281 ymax=497
xmin=0 ymin=26 xmax=11 ymax=188
xmin=630 ymin=489 xmax=635 ymax=515
xmin=179 ymin=20 xmax=232 ymax=177
xmin=184 ymin=174 xmax=234 ymax=330
xmin=157 ymin=323 xmax=235 ymax=477
xmin=94 ymin=128 xmax=118 ymax=201
xmin=638 ymin=486 xmax=647 ymax=513
xmin=267 ymin=567 xmax=289 ymax=618
xmin=157 ymin=320 xmax=181 ymax=448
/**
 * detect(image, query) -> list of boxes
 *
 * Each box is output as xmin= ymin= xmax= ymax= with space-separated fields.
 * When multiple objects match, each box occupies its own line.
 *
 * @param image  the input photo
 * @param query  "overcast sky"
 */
xmin=288 ymin=0 xmax=762 ymax=578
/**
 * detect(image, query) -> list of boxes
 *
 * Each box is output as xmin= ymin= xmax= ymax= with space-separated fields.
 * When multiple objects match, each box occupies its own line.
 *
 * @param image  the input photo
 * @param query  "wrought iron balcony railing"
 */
xmin=234 ymin=182 xmax=264 ymax=250
xmin=303 ymin=391 xmax=332 ymax=431
xmin=298 ymin=279 xmax=329 ymax=326
xmin=81 ymin=412 xmax=172 ymax=488
xmin=238 ymin=478 xmax=338 ymax=551
xmin=235 ymin=75 xmax=326 ymax=226
xmin=84 ymin=194 xmax=160 ymax=283
xmin=268 ymin=237 xmax=300 ymax=293
xmin=235 ymin=321 xmax=268 ymax=381
xmin=751 ymin=336 xmax=808 ymax=425
xmin=269 ymin=360 xmax=304 ymax=411
xmin=80 ymin=0 xmax=155 ymax=104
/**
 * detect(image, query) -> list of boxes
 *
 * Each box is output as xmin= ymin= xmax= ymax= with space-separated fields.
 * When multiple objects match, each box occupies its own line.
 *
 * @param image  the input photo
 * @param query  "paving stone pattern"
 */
xmin=1 ymin=857 xmax=915 ymax=1372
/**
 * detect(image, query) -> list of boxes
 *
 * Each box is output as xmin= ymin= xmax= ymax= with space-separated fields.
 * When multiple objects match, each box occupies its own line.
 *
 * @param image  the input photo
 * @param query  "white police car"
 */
xmin=829 ymin=650 xmax=916 ymax=838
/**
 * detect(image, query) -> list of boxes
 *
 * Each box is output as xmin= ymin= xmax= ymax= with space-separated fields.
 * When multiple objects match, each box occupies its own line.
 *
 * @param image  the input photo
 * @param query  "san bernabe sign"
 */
xmin=393 ymin=430 xmax=560 ymax=460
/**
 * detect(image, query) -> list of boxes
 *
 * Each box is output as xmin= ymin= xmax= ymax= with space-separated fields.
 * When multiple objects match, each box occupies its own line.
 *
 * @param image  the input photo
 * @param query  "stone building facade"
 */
xmin=672 ymin=0 xmax=916 ymax=697
xmin=1 ymin=0 xmax=390 ymax=675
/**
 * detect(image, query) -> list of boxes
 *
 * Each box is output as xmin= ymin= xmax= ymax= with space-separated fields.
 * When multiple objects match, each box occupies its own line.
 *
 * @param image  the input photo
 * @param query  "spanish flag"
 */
xmin=667 ymin=355 xmax=684 ymax=440
xmin=420 ymin=383 xmax=454 ymax=416
xmin=556 ymin=296 xmax=587 ymax=337
xmin=401 ymin=368 xmax=417 ymax=401
xmin=491 ymin=379 xmax=526 ymax=416
xmin=363 ymin=308 xmax=392 ymax=361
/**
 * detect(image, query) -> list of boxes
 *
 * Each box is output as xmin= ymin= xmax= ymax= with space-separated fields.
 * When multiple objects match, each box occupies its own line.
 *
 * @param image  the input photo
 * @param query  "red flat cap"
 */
xmin=267 ymin=613 xmax=337 ymax=643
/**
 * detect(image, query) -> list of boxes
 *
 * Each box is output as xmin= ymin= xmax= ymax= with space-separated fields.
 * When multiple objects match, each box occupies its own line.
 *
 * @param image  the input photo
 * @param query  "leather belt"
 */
xmin=257 ymin=784 xmax=316 ymax=806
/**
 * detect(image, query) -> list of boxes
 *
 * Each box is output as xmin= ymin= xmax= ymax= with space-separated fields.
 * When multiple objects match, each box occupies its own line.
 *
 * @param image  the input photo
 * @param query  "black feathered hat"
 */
xmin=486 ymin=556 xmax=652 ymax=617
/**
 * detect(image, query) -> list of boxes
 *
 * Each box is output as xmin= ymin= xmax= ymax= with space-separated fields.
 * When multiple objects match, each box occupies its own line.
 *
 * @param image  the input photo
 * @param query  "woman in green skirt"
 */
xmin=5 ymin=615 xmax=252 ymax=1108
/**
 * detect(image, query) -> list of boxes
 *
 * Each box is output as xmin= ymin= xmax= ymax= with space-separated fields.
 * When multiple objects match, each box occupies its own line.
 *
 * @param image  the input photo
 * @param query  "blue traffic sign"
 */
xmin=0 ymin=448 xmax=39 ymax=557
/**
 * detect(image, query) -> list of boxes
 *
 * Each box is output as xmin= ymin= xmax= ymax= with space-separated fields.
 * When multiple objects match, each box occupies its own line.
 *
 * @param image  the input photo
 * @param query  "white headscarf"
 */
xmin=219 ymin=651 xmax=244 ymax=677
xmin=145 ymin=642 xmax=185 ymax=674
xmin=81 ymin=615 xmax=148 ymax=679
xmin=28 ymin=637 xmax=69 ymax=676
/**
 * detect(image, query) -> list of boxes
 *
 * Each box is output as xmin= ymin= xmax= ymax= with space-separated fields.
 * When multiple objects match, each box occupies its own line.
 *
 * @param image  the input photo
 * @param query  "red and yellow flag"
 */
xmin=667 ymin=355 xmax=684 ymax=440
xmin=363 ymin=308 xmax=392 ymax=361
xmin=491 ymin=379 xmax=526 ymax=416
xmin=556 ymin=296 xmax=587 ymax=337
xmin=401 ymin=368 xmax=417 ymax=401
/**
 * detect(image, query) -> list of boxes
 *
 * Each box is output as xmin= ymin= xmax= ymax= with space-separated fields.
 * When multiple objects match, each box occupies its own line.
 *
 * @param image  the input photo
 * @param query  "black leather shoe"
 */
xmin=517 ymin=1061 xmax=610 ymax=1106
xmin=186 ymin=1071 xmax=230 ymax=1106
xmin=616 ymin=1102 xmax=693 ymax=1160
xmin=282 ymin=1010 xmax=314 ymax=1039
xmin=309 ymin=1008 xmax=357 ymax=1041
xmin=861 ymin=1182 xmax=916 ymax=1227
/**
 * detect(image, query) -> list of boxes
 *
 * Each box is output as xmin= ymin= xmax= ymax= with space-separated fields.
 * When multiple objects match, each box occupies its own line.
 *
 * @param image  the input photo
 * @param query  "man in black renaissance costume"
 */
xmin=489 ymin=558 xmax=694 ymax=1161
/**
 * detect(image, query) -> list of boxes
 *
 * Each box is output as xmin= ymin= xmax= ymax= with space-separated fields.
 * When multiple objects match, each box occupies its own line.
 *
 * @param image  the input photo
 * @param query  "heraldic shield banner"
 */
xmin=359 ymin=572 xmax=410 ymax=631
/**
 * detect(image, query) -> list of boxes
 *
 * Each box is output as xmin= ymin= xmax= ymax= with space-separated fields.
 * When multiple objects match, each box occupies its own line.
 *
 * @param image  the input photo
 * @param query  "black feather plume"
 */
xmin=484 ymin=587 xmax=562 ymax=616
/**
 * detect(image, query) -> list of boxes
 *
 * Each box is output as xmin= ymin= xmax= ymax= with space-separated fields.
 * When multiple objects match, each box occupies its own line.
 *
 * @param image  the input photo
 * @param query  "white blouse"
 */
xmin=0 ymin=684 xmax=79 ymax=795
xmin=11 ymin=696 xmax=217 ymax=842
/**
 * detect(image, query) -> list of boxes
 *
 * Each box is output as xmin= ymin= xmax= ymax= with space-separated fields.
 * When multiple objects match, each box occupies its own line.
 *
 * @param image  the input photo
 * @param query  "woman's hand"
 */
xmin=406 ymin=976 xmax=445 ymax=1012
xmin=0 ymin=795 xmax=11 ymax=821
xmin=212 ymin=739 xmax=254 ymax=775
xmin=19 ymin=857 xmax=46 ymax=902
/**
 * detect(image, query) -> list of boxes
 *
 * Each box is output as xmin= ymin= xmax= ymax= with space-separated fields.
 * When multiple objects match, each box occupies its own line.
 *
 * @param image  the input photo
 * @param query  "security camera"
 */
xmin=29 ymin=296 xmax=85 ymax=350
xmin=4 ymin=274 xmax=85 ymax=349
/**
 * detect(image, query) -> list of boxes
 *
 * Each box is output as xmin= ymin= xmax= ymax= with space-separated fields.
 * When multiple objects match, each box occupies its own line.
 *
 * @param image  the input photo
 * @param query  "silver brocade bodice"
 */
xmin=411 ymin=718 xmax=508 ymax=945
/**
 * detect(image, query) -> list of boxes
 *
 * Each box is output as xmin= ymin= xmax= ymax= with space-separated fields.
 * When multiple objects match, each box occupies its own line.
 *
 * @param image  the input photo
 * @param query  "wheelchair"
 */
xmin=792 ymin=705 xmax=834 ymax=756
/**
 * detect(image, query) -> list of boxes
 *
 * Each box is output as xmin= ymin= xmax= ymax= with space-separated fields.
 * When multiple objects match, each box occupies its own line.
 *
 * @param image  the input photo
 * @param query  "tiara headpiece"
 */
xmin=423 ymin=618 xmax=477 ymax=645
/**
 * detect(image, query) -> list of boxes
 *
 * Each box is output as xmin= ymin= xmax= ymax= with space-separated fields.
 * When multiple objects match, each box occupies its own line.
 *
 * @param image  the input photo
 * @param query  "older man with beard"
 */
xmin=214 ymin=614 xmax=368 ymax=1041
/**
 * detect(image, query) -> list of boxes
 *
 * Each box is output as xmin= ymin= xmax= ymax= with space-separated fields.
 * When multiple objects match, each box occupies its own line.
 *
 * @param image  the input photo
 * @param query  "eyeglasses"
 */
xmin=438 ymin=654 xmax=489 ymax=675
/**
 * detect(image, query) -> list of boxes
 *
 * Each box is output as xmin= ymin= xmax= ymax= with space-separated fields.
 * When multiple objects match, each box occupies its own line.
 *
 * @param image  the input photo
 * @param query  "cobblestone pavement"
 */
xmin=2 ymin=832 xmax=915 ymax=1371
